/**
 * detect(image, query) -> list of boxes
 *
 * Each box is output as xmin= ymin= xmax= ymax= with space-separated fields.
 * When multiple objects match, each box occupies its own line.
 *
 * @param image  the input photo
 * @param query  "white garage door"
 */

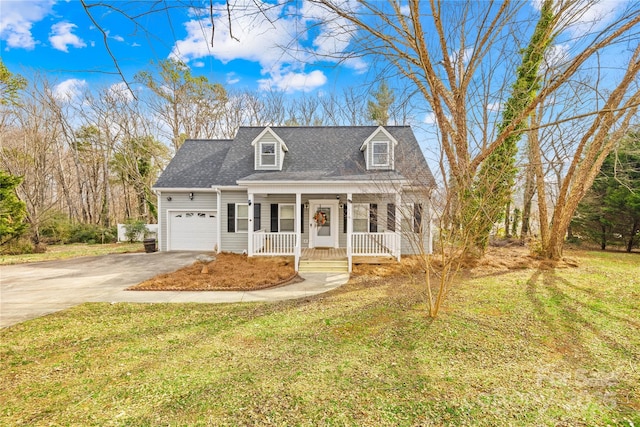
xmin=169 ymin=211 xmax=217 ymax=251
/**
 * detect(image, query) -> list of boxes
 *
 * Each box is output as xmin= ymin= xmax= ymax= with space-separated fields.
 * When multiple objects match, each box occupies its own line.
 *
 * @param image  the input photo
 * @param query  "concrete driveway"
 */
xmin=0 ymin=252 xmax=349 ymax=328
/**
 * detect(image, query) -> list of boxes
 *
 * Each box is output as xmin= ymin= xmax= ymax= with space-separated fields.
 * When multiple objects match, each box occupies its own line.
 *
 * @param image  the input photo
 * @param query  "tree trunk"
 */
xmin=504 ymin=201 xmax=511 ymax=238
xmin=627 ymin=219 xmax=639 ymax=253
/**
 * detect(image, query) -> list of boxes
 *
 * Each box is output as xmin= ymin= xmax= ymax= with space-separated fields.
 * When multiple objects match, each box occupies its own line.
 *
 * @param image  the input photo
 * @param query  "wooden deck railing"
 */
xmin=252 ymin=232 xmax=297 ymax=255
xmin=351 ymin=232 xmax=398 ymax=256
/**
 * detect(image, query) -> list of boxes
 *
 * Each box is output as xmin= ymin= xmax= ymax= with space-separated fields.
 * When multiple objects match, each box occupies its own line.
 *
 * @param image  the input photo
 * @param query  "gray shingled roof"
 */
xmin=154 ymin=126 xmax=435 ymax=189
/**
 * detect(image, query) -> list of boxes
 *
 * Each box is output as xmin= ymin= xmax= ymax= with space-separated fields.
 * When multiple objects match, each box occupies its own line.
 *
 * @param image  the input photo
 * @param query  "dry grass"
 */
xmin=129 ymin=252 xmax=297 ymax=291
xmin=1 ymin=248 xmax=638 ymax=426
xmin=0 ymin=243 xmax=143 ymax=265
xmin=351 ymin=246 xmax=581 ymax=280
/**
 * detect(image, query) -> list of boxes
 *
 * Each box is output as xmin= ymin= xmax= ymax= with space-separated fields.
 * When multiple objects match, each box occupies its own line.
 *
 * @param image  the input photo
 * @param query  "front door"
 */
xmin=310 ymin=200 xmax=339 ymax=248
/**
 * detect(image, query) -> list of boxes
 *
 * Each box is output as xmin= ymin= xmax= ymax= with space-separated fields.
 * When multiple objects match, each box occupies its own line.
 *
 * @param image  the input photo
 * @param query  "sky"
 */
xmin=0 ymin=0 xmax=634 ymax=130
xmin=0 ymin=0 xmax=372 ymax=98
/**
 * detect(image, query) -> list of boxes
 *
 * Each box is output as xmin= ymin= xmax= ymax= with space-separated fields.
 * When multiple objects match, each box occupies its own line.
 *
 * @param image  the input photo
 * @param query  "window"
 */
xmin=400 ymin=203 xmax=423 ymax=233
xmin=372 ymin=141 xmax=389 ymax=166
xmin=353 ymin=204 xmax=369 ymax=232
xmin=260 ymin=142 xmax=276 ymax=166
xmin=279 ymin=204 xmax=295 ymax=232
xmin=236 ymin=203 xmax=249 ymax=232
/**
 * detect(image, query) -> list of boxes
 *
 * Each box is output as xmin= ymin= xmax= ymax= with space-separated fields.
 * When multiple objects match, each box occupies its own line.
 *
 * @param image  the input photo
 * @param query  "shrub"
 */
xmin=69 ymin=223 xmax=117 ymax=244
xmin=0 ymin=238 xmax=35 ymax=255
xmin=39 ymin=212 xmax=73 ymax=244
xmin=123 ymin=219 xmax=148 ymax=243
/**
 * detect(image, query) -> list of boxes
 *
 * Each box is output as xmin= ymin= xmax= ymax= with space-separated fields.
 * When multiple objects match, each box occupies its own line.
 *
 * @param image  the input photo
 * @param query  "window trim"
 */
xmin=259 ymin=142 xmax=277 ymax=167
xmin=279 ymin=203 xmax=295 ymax=232
xmin=353 ymin=203 xmax=370 ymax=233
xmin=236 ymin=203 xmax=249 ymax=233
xmin=372 ymin=141 xmax=390 ymax=166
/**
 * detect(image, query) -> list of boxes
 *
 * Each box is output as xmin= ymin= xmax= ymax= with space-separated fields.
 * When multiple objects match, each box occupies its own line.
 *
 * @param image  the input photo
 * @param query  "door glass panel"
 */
xmin=314 ymin=207 xmax=331 ymax=237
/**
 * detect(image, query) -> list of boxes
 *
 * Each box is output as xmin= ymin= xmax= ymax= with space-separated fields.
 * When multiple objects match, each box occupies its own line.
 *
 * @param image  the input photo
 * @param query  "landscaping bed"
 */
xmin=128 ymin=252 xmax=297 ymax=291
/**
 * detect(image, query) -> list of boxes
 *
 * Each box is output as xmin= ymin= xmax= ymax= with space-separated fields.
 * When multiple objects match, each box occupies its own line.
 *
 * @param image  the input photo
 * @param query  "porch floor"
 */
xmin=301 ymin=248 xmax=346 ymax=260
xmin=300 ymin=248 xmax=396 ymax=265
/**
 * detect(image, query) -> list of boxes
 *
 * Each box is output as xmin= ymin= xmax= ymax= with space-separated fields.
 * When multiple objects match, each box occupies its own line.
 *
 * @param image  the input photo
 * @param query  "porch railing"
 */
xmin=252 ymin=231 xmax=297 ymax=255
xmin=351 ymin=232 xmax=398 ymax=256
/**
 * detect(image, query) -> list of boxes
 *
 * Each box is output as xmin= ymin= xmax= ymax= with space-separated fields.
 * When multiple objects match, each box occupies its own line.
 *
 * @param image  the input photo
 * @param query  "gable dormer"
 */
xmin=251 ymin=127 xmax=288 ymax=171
xmin=360 ymin=126 xmax=398 ymax=170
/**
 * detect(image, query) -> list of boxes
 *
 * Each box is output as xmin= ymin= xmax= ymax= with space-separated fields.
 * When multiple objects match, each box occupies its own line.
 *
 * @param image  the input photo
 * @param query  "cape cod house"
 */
xmin=153 ymin=126 xmax=435 ymax=272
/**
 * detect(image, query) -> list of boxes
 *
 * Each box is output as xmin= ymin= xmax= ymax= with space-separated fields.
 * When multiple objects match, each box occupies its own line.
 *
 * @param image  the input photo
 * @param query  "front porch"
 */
xmin=240 ymin=183 xmax=424 ymax=273
xmin=251 ymin=230 xmax=400 ymax=272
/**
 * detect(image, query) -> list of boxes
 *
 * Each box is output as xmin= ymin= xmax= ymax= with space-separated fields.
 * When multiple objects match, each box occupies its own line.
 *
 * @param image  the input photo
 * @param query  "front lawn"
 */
xmin=1 ymin=249 xmax=638 ymax=426
xmin=0 ymin=242 xmax=143 ymax=265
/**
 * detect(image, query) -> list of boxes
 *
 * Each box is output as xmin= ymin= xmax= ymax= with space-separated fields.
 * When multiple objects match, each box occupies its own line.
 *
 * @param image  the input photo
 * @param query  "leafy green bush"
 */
xmin=40 ymin=212 xmax=73 ymax=244
xmin=123 ymin=219 xmax=148 ymax=243
xmin=0 ymin=238 xmax=34 ymax=255
xmin=69 ymin=223 xmax=117 ymax=244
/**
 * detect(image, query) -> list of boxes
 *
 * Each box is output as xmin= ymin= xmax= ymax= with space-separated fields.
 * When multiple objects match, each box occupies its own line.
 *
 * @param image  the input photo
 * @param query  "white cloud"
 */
xmin=487 ymin=102 xmax=502 ymax=113
xmin=531 ymin=0 xmax=625 ymax=37
xmin=49 ymin=21 xmax=86 ymax=52
xmin=0 ymin=0 xmax=54 ymax=49
xmin=543 ymin=43 xmax=570 ymax=71
xmin=424 ymin=112 xmax=437 ymax=124
xmin=226 ymin=72 xmax=240 ymax=85
xmin=449 ymin=47 xmax=473 ymax=67
xmin=192 ymin=60 xmax=205 ymax=68
xmin=258 ymin=69 xmax=327 ymax=93
xmin=169 ymin=0 xmax=363 ymax=92
xmin=105 ymin=30 xmax=124 ymax=42
xmin=53 ymin=78 xmax=87 ymax=102
xmin=108 ymin=82 xmax=134 ymax=102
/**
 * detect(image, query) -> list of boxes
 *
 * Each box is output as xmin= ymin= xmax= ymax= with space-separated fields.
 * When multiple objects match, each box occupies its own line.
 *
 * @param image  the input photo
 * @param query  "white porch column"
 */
xmin=248 ymin=192 xmax=254 ymax=256
xmin=216 ymin=189 xmax=222 ymax=253
xmin=347 ymin=192 xmax=353 ymax=273
xmin=395 ymin=191 xmax=402 ymax=261
xmin=295 ymin=192 xmax=301 ymax=272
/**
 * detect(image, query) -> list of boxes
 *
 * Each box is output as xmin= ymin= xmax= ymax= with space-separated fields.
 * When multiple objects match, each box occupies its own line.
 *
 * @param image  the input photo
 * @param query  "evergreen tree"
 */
xmin=0 ymin=171 xmax=27 ymax=245
xmin=367 ymin=80 xmax=394 ymax=126
xmin=0 ymin=59 xmax=26 ymax=106
xmin=573 ymin=130 xmax=640 ymax=251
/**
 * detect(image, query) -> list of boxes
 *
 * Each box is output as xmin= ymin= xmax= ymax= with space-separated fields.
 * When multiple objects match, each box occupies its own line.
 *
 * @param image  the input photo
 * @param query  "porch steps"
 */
xmin=298 ymin=258 xmax=349 ymax=273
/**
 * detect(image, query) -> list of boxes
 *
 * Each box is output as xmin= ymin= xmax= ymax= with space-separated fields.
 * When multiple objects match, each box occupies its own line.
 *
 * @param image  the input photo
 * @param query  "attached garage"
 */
xmin=168 ymin=210 xmax=217 ymax=251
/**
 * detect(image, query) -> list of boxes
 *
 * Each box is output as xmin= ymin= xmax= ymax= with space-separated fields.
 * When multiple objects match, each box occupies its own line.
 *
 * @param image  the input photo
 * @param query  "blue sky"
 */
xmin=1 ymin=1 xmax=630 ymax=96
xmin=0 ymin=0 xmax=633 ymax=126
xmin=0 ymin=0 xmax=372 ymax=97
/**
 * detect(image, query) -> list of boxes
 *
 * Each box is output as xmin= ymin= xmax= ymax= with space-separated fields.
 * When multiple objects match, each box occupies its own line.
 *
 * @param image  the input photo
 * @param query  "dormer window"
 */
xmin=252 ymin=127 xmax=288 ymax=171
xmin=361 ymin=126 xmax=398 ymax=171
xmin=260 ymin=142 xmax=276 ymax=166
xmin=372 ymin=141 xmax=389 ymax=166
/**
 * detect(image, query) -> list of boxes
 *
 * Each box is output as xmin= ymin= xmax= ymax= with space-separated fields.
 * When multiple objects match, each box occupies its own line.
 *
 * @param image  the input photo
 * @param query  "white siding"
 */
xmin=254 ymin=133 xmax=284 ymax=171
xmin=365 ymin=131 xmax=394 ymax=171
xmin=158 ymin=191 xmax=217 ymax=251
xmin=221 ymin=191 xmax=250 ymax=253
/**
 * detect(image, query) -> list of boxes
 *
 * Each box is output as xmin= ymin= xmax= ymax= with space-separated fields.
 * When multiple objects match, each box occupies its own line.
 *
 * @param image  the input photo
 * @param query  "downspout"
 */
xmin=155 ymin=190 xmax=163 ymax=251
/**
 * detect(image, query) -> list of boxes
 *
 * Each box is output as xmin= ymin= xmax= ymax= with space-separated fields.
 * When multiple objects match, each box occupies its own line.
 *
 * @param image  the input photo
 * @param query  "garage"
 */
xmin=168 ymin=210 xmax=217 ymax=251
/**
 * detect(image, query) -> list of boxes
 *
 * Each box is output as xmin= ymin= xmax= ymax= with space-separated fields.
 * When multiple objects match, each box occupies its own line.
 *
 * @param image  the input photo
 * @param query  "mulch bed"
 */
xmin=128 ymin=252 xmax=298 ymax=291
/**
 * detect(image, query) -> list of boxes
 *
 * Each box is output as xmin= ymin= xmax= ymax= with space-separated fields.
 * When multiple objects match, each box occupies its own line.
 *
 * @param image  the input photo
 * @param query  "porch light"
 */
xmin=336 ymin=195 xmax=340 ymax=200
xmin=189 ymin=192 xmax=194 ymax=200
xmin=304 ymin=202 xmax=309 ymax=209
xmin=248 ymin=199 xmax=252 ymax=206
xmin=166 ymin=196 xmax=172 ymax=201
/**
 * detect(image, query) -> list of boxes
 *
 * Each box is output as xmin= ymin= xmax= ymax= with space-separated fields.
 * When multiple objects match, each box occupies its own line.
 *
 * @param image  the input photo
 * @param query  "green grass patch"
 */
xmin=0 ymin=243 xmax=143 ymax=265
xmin=1 ymin=250 xmax=639 ymax=425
